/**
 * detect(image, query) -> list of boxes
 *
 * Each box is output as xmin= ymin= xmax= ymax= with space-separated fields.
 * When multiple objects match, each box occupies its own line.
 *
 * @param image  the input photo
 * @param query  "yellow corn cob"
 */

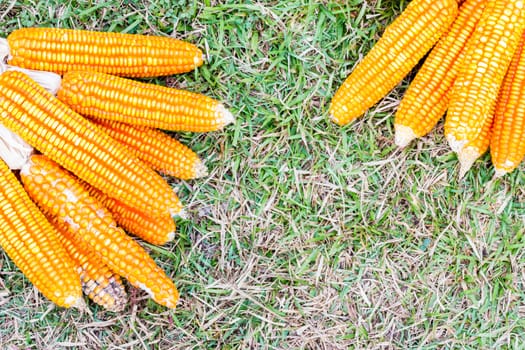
xmin=20 ymin=155 xmax=180 ymax=309
xmin=457 ymin=107 xmax=494 ymax=177
xmin=81 ymin=181 xmax=177 ymax=246
xmin=490 ymin=29 xmax=525 ymax=176
xmin=1 ymin=27 xmax=203 ymax=77
xmin=56 ymin=226 xmax=127 ymax=312
xmin=57 ymin=70 xmax=234 ymax=132
xmin=0 ymin=70 xmax=181 ymax=217
xmin=394 ymin=0 xmax=487 ymax=147
xmin=0 ymin=158 xmax=82 ymax=308
xmin=94 ymin=120 xmax=207 ymax=179
xmin=329 ymin=0 xmax=458 ymax=125
xmin=445 ymin=0 xmax=525 ymax=153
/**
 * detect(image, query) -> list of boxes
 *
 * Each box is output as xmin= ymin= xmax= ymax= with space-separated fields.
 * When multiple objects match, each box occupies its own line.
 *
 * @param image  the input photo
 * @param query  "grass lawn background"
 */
xmin=0 ymin=1 xmax=524 ymax=349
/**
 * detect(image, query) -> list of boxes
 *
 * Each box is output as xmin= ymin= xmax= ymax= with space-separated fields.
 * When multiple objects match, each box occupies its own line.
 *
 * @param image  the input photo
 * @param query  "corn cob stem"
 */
xmin=394 ymin=0 xmax=487 ymax=147
xmin=0 ymin=158 xmax=82 ymax=308
xmin=94 ymin=120 xmax=208 ymax=179
xmin=20 ymin=155 xmax=180 ymax=309
xmin=0 ymin=27 xmax=204 ymax=77
xmin=0 ymin=124 xmax=34 ymax=170
xmin=445 ymin=0 xmax=525 ymax=153
xmin=0 ymin=70 xmax=182 ymax=217
xmin=57 ymin=70 xmax=234 ymax=132
xmin=490 ymin=29 xmax=525 ymax=177
xmin=329 ymin=0 xmax=458 ymax=125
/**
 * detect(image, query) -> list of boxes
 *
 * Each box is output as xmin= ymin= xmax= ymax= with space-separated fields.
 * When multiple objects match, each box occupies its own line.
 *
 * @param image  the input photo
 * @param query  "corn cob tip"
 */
xmin=64 ymin=295 xmax=86 ymax=309
xmin=328 ymin=113 xmax=342 ymax=126
xmin=447 ymin=134 xmax=468 ymax=153
xmin=173 ymin=208 xmax=188 ymax=220
xmin=80 ymin=269 xmax=128 ymax=312
xmin=217 ymin=104 xmax=235 ymax=128
xmin=194 ymin=159 xmax=208 ymax=178
xmin=136 ymin=282 xmax=179 ymax=309
xmin=394 ymin=124 xmax=417 ymax=148
xmin=457 ymin=146 xmax=482 ymax=179
xmin=168 ymin=203 xmax=185 ymax=217
xmin=195 ymin=52 xmax=204 ymax=67
xmin=328 ymin=111 xmax=352 ymax=126
xmin=162 ymin=299 xmax=178 ymax=309
xmin=493 ymin=168 xmax=508 ymax=179
xmin=493 ymin=160 xmax=518 ymax=178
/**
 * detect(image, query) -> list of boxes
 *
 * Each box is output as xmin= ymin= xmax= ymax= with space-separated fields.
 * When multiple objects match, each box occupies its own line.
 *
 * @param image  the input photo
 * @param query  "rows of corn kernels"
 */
xmin=0 ymin=28 xmax=233 ymax=311
xmin=330 ymin=0 xmax=525 ymax=178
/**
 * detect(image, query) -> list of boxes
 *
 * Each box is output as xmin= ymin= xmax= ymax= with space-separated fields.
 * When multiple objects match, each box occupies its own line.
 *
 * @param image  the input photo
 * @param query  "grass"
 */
xmin=1 ymin=0 xmax=525 ymax=349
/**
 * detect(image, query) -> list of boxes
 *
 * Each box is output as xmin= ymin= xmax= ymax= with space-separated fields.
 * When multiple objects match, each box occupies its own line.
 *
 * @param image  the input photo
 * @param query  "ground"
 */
xmin=0 ymin=1 xmax=524 ymax=349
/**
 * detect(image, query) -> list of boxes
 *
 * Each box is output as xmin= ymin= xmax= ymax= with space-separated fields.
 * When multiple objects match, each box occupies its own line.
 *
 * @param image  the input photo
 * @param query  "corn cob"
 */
xmin=94 ymin=120 xmax=207 ymax=179
xmin=56 ymin=226 xmax=127 ymax=312
xmin=0 ymin=70 xmax=182 ymax=217
xmin=81 ymin=181 xmax=177 ymax=246
xmin=394 ymin=0 xmax=487 ymax=147
xmin=490 ymin=29 xmax=525 ymax=176
xmin=329 ymin=0 xmax=458 ymax=125
xmin=57 ymin=70 xmax=234 ymax=132
xmin=445 ymin=0 xmax=525 ymax=153
xmin=0 ymin=158 xmax=82 ymax=308
xmin=0 ymin=27 xmax=203 ymax=77
xmin=20 ymin=154 xmax=180 ymax=308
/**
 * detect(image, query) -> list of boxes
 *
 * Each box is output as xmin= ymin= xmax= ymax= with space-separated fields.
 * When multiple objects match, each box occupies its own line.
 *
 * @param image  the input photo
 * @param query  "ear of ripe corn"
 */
xmin=329 ymin=0 xmax=458 ymax=125
xmin=490 ymin=29 xmax=525 ymax=176
xmin=3 ymin=27 xmax=203 ymax=77
xmin=57 ymin=70 xmax=234 ymax=132
xmin=54 ymin=225 xmax=127 ymax=312
xmin=20 ymin=155 xmax=180 ymax=309
xmin=94 ymin=120 xmax=207 ymax=180
xmin=394 ymin=0 xmax=487 ymax=147
xmin=0 ymin=70 xmax=181 ymax=217
xmin=0 ymin=158 xmax=82 ymax=308
xmin=445 ymin=0 xmax=525 ymax=153
xmin=81 ymin=181 xmax=177 ymax=246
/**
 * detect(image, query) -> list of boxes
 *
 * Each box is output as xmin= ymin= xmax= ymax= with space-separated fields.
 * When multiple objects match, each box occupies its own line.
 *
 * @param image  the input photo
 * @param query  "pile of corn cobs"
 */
xmin=0 ymin=27 xmax=233 ymax=311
